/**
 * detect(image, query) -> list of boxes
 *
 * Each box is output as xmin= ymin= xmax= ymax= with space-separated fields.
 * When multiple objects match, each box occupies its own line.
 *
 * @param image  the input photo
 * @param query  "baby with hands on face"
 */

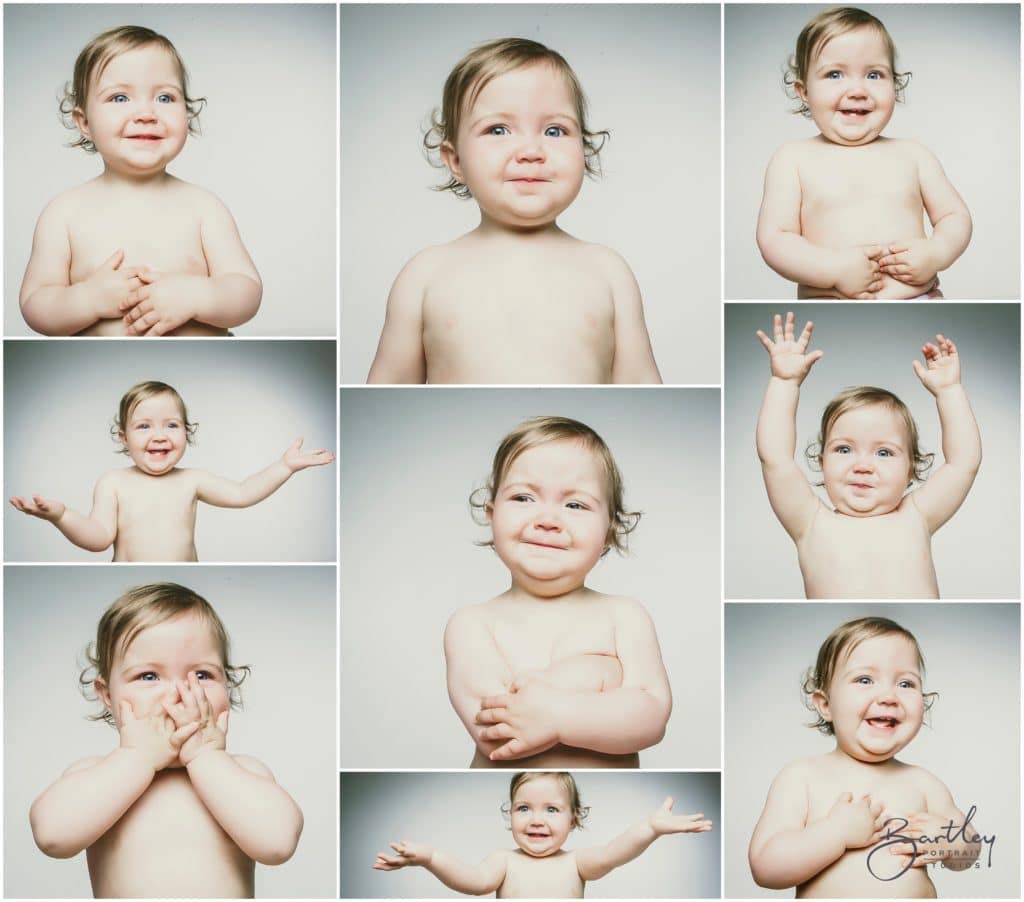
xmin=749 ymin=617 xmax=983 ymax=897
xmin=756 ymin=7 xmax=971 ymax=299
xmin=30 ymin=583 xmax=302 ymax=898
xmin=445 ymin=416 xmax=672 ymax=768
xmin=367 ymin=38 xmax=661 ymax=384
xmin=10 ymin=380 xmax=333 ymax=561
xmin=20 ymin=26 xmax=261 ymax=336
xmin=755 ymin=312 xmax=981 ymax=598
xmin=374 ymin=771 xmax=712 ymax=898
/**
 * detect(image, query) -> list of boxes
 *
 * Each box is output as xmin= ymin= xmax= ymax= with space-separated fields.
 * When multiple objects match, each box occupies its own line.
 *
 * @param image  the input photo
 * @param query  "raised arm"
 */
xmin=576 ymin=797 xmax=712 ymax=882
xmin=755 ymin=312 xmax=823 ymax=542
xmin=908 ymin=335 xmax=981 ymax=534
xmin=10 ymin=471 xmax=118 ymax=552
xmin=605 ymin=250 xmax=661 ymax=384
xmin=374 ymin=842 xmax=508 ymax=895
xmin=367 ymin=252 xmax=430 ymax=384
xmin=756 ymin=145 xmax=884 ymax=299
xmin=195 ymin=439 xmax=333 ymax=509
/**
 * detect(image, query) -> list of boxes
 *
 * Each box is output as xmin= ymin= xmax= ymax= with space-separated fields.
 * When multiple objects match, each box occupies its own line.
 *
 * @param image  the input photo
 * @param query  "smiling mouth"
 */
xmin=525 ymin=831 xmax=551 ymax=839
xmin=866 ymin=716 xmax=900 ymax=730
xmin=839 ymin=109 xmax=871 ymax=117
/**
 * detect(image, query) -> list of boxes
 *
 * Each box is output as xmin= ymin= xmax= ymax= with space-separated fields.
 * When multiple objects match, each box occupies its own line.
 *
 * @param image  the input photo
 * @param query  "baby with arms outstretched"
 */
xmin=367 ymin=38 xmax=661 ymax=384
xmin=10 ymin=380 xmax=333 ymax=561
xmin=30 ymin=583 xmax=302 ymax=898
xmin=445 ymin=416 xmax=672 ymax=767
xmin=755 ymin=312 xmax=981 ymax=598
xmin=20 ymin=26 xmax=261 ymax=336
xmin=757 ymin=7 xmax=971 ymax=299
xmin=750 ymin=617 xmax=984 ymax=897
xmin=375 ymin=770 xmax=711 ymax=898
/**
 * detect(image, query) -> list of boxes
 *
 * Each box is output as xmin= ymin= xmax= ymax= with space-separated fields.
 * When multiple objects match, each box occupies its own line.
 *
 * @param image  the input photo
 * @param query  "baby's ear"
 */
xmin=94 ymin=677 xmax=111 ymax=710
xmin=440 ymin=140 xmax=462 ymax=181
xmin=811 ymin=689 xmax=831 ymax=722
xmin=71 ymin=107 xmax=91 ymax=140
xmin=484 ymin=501 xmax=494 ymax=524
xmin=794 ymin=81 xmax=808 ymax=103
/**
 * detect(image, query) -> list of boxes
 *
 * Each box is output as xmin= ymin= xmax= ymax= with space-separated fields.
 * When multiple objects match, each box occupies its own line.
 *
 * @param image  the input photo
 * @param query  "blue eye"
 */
xmin=157 ymin=93 xmax=175 ymax=103
xmin=855 ymin=676 xmax=873 ymax=685
xmin=547 ymin=806 xmax=558 ymax=813
xmin=867 ymin=71 xmax=883 ymax=80
xmin=826 ymin=71 xmax=843 ymax=80
xmin=511 ymin=494 xmax=533 ymax=503
xmin=195 ymin=670 xmax=212 ymax=680
xmin=898 ymin=679 xmax=917 ymax=689
xmin=544 ymin=126 xmax=567 ymax=138
xmin=517 ymin=804 xmax=529 ymax=813
xmin=136 ymin=424 xmax=150 ymax=430
xmin=487 ymin=125 xmax=510 ymax=136
xmin=138 ymin=672 xmax=158 ymax=682
xmin=111 ymin=93 xmax=129 ymax=103
xmin=876 ymin=448 xmax=893 ymax=457
xmin=835 ymin=445 xmax=851 ymax=454
xmin=565 ymin=501 xmax=586 ymax=511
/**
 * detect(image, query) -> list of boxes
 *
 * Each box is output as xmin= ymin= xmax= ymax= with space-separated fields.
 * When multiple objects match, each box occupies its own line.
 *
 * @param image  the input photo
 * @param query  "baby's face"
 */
xmin=488 ymin=440 xmax=611 ymax=597
xmin=120 ymin=392 xmax=188 ymax=476
xmin=97 ymin=611 xmax=230 ymax=732
xmin=75 ymin=44 xmax=189 ymax=175
xmin=797 ymin=26 xmax=896 ymax=146
xmin=821 ymin=403 xmax=911 ymax=517
xmin=443 ymin=63 xmax=585 ymax=228
xmin=509 ymin=776 xmax=575 ymax=857
xmin=814 ymin=633 xmax=925 ymax=763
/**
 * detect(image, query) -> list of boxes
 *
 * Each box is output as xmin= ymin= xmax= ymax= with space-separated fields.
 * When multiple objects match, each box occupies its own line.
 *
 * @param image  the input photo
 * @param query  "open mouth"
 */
xmin=525 ymin=831 xmax=551 ymax=839
xmin=866 ymin=716 xmax=900 ymax=730
xmin=839 ymin=109 xmax=871 ymax=117
xmin=146 ymin=448 xmax=171 ymax=458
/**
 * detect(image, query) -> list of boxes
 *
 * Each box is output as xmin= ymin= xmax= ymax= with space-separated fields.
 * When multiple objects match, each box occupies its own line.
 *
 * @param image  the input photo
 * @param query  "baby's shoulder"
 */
xmin=768 ymin=138 xmax=822 ymax=166
xmin=586 ymin=591 xmax=652 ymax=621
xmin=165 ymin=178 xmax=232 ymax=215
xmin=879 ymin=137 xmax=936 ymax=162
xmin=444 ymin=599 xmax=495 ymax=636
xmin=772 ymin=755 xmax=818 ymax=786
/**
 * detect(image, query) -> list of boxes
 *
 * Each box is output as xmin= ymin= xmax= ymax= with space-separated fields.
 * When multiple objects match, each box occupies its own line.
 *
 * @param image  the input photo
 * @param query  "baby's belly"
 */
xmin=798 ymin=274 xmax=937 ymax=301
xmin=113 ymin=520 xmax=198 ymax=563
xmin=77 ymin=318 xmax=228 ymax=337
xmin=471 ymin=746 xmax=639 ymax=769
xmin=798 ymin=846 xmax=937 ymax=898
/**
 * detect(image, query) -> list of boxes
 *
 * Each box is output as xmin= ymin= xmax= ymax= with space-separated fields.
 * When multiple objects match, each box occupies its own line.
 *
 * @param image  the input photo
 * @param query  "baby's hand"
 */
xmin=475 ymin=682 xmax=563 ymax=761
xmin=117 ymin=699 xmax=200 ymax=773
xmin=827 ymin=792 xmax=886 ymax=850
xmin=885 ymin=811 xmax=955 ymax=869
xmin=649 ymin=797 xmax=714 ymax=836
xmin=9 ymin=494 xmax=65 ymax=522
xmin=912 ymin=334 xmax=961 ymax=396
xmin=162 ymin=672 xmax=228 ymax=766
xmin=835 ymin=245 xmax=885 ymax=299
xmin=373 ymin=839 xmax=433 ymax=870
xmin=121 ymin=272 xmax=206 ymax=336
xmin=878 ymin=240 xmax=940 ymax=288
xmin=755 ymin=312 xmax=824 ymax=385
xmin=282 ymin=438 xmax=335 ymax=473
xmin=85 ymin=249 xmax=148 ymax=319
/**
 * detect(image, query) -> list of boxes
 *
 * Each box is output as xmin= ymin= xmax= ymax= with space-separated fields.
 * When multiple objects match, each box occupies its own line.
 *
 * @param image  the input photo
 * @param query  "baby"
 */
xmin=9 ymin=380 xmax=333 ymax=561
xmin=756 ymin=8 xmax=971 ymax=299
xmin=367 ymin=38 xmax=661 ymax=384
xmin=374 ymin=770 xmax=711 ymax=898
xmin=445 ymin=416 xmax=672 ymax=768
xmin=20 ymin=25 xmax=261 ymax=336
xmin=755 ymin=312 xmax=981 ymax=598
xmin=30 ymin=582 xmax=302 ymax=897
xmin=749 ymin=617 xmax=984 ymax=897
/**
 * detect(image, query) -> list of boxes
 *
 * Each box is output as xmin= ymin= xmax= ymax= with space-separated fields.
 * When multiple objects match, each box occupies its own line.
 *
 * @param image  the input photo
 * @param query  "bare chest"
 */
xmin=498 ymin=850 xmax=583 ymax=899
xmin=484 ymin=606 xmax=617 ymax=673
xmin=116 ymin=472 xmax=198 ymax=524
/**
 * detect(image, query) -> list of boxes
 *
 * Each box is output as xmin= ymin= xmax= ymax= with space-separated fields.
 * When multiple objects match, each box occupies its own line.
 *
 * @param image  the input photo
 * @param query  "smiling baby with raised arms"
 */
xmin=368 ymin=38 xmax=661 ymax=384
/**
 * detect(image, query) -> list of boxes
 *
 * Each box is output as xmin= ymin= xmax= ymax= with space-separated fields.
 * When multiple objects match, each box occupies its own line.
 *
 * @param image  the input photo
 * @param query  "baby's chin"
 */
xmin=514 ymin=841 xmax=567 ymax=858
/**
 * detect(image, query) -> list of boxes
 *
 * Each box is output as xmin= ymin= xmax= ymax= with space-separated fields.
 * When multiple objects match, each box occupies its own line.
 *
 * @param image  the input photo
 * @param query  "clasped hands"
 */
xmin=839 ymin=239 xmax=939 ymax=299
xmin=474 ymin=674 xmax=566 ymax=762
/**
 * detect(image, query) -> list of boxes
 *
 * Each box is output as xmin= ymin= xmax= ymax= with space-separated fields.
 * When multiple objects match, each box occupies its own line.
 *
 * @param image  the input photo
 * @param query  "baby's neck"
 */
xmin=829 ymin=745 xmax=904 ymax=769
xmin=473 ymin=214 xmax=569 ymax=242
xmin=98 ymin=165 xmax=175 ymax=191
xmin=504 ymin=581 xmax=592 ymax=604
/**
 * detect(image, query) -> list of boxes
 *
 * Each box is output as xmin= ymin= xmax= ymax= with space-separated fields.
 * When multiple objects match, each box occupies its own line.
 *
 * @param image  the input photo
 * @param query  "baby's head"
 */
xmin=785 ymin=7 xmax=909 ymax=146
xmin=502 ymin=772 xmax=588 ymax=857
xmin=81 ymin=582 xmax=248 ymax=729
xmin=807 ymin=387 xmax=932 ymax=517
xmin=61 ymin=25 xmax=204 ymax=163
xmin=113 ymin=380 xmax=196 ymax=475
xmin=803 ymin=617 xmax=934 ymax=763
xmin=424 ymin=38 xmax=608 ymax=225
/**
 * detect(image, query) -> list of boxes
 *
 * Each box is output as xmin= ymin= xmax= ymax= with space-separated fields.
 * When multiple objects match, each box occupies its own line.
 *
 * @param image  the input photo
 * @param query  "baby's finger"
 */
xmin=217 ymin=710 xmax=229 ymax=735
xmin=479 ymin=693 xmax=512 ymax=710
xmin=783 ymin=311 xmax=795 ymax=342
xmin=475 ymin=707 xmax=509 ymax=725
xmin=479 ymin=723 xmax=515 ymax=742
xmin=772 ymin=313 xmax=784 ymax=342
xmin=119 ymin=699 xmax=134 ymax=726
xmin=171 ymin=719 xmax=201 ymax=748
xmin=489 ymin=738 xmax=528 ymax=761
xmin=754 ymin=329 xmax=775 ymax=353
xmin=795 ymin=320 xmax=814 ymax=350
xmin=144 ymin=319 xmax=170 ymax=338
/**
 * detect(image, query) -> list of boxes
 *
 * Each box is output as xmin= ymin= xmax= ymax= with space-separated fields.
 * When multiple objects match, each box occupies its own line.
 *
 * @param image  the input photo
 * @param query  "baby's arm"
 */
xmin=754 ymin=313 xmax=823 ymax=542
xmin=604 ymin=250 xmax=661 ymax=384
xmin=908 ymin=335 xmax=981 ymax=534
xmin=756 ymin=146 xmax=885 ymax=299
xmin=512 ymin=654 xmax=623 ymax=693
xmin=367 ymin=252 xmax=430 ymax=383
xmin=10 ymin=471 xmax=118 ymax=552
xmin=195 ymin=439 xmax=334 ymax=509
xmin=374 ymin=841 xmax=508 ymax=895
xmin=576 ymin=797 xmax=712 ymax=882
xmin=749 ymin=763 xmax=886 ymax=889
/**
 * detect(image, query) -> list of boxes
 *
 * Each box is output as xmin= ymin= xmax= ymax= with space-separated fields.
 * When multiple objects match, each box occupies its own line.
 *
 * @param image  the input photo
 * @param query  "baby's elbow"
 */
xmin=30 ymin=810 xmax=82 ymax=860
xmin=251 ymin=815 xmax=303 ymax=866
xmin=749 ymin=853 xmax=790 ymax=890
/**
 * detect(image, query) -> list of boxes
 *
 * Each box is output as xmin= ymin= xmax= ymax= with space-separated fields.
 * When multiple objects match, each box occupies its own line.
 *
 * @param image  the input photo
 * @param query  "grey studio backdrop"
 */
xmin=724 ymin=4 xmax=1020 ymax=300
xmin=3 ymin=340 xmax=336 ymax=562
xmin=724 ymin=603 xmax=1020 ymax=898
xmin=3 ymin=4 xmax=336 ymax=336
xmin=339 ymin=387 xmax=720 ymax=769
xmin=339 ymin=4 xmax=720 ymax=385
xmin=340 ymin=771 xmax=721 ymax=898
xmin=724 ymin=303 xmax=1020 ymax=599
xmin=3 ymin=566 xmax=337 ymax=899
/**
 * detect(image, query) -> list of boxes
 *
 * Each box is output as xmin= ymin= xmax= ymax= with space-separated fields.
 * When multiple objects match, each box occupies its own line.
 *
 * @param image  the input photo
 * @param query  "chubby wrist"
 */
xmin=112 ymin=745 xmax=160 ymax=777
xmin=185 ymin=745 xmax=229 ymax=772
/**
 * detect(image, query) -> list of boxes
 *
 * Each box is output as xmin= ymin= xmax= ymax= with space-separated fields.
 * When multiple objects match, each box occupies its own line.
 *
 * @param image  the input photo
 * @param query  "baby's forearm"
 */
xmin=30 ymin=749 xmax=157 ymax=858
xmin=579 ymin=819 xmax=658 ymax=880
xmin=192 ymin=274 xmax=261 ymax=329
xmin=21 ymin=282 xmax=104 ymax=336
xmin=756 ymin=377 xmax=800 ymax=465
xmin=54 ymin=508 xmax=115 ymax=552
xmin=186 ymin=751 xmax=302 ymax=865
xmin=928 ymin=212 xmax=972 ymax=272
xmin=935 ymin=385 xmax=982 ymax=472
xmin=556 ymin=688 xmax=669 ymax=755
xmin=204 ymin=460 xmax=294 ymax=509
xmin=750 ymin=820 xmax=845 ymax=890
xmin=423 ymin=849 xmax=502 ymax=896
xmin=760 ymin=232 xmax=846 ymax=289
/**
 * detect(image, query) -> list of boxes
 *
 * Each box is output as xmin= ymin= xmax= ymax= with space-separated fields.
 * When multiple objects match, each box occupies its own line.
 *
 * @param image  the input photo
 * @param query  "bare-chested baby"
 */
xmin=20 ymin=25 xmax=261 ymax=336
xmin=374 ymin=771 xmax=711 ymax=898
xmin=755 ymin=313 xmax=981 ymax=598
xmin=750 ymin=617 xmax=984 ymax=897
xmin=30 ymin=582 xmax=302 ymax=898
xmin=756 ymin=8 xmax=971 ymax=299
xmin=9 ymin=380 xmax=333 ymax=561
xmin=445 ymin=416 xmax=672 ymax=768
xmin=367 ymin=38 xmax=661 ymax=384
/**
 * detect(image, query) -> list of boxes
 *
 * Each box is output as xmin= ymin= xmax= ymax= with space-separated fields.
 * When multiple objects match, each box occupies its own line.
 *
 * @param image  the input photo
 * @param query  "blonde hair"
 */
xmin=470 ymin=416 xmax=640 ymax=555
xmin=784 ymin=7 xmax=910 ymax=116
xmin=112 ymin=380 xmax=197 ymax=453
xmin=502 ymin=772 xmax=589 ymax=829
xmin=61 ymin=25 xmax=206 ymax=152
xmin=424 ymin=37 xmax=609 ymax=198
xmin=80 ymin=582 xmax=249 ymax=727
xmin=806 ymin=386 xmax=933 ymax=485
xmin=802 ymin=616 xmax=936 ymax=735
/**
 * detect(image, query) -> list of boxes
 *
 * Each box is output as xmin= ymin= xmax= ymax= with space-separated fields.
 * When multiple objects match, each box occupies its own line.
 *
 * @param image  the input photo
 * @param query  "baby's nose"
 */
xmin=515 ymin=139 xmax=545 ymax=162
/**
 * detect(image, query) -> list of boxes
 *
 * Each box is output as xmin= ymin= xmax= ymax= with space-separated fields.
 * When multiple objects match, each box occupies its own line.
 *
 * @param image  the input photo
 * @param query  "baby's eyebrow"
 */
xmin=468 ymin=111 xmax=581 ymax=130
